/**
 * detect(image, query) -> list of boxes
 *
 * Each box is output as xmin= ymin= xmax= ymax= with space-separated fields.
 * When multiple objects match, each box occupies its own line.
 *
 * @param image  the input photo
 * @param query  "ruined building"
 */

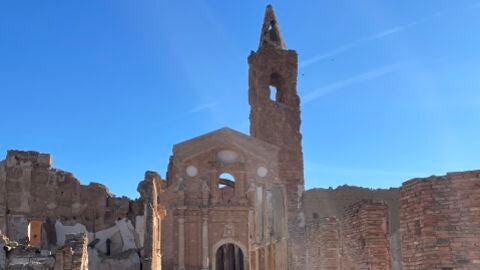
xmin=1 ymin=5 xmax=480 ymax=270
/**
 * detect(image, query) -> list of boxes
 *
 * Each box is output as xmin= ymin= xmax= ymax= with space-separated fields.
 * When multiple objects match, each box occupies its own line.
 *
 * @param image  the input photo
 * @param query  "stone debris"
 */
xmin=54 ymin=233 xmax=88 ymax=270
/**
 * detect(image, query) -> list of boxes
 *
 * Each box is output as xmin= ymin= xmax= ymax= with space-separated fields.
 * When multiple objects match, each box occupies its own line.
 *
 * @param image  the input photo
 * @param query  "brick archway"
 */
xmin=212 ymin=239 xmax=248 ymax=270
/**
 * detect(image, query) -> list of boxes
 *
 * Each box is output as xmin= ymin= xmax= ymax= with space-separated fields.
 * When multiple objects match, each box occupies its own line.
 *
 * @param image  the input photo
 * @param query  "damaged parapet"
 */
xmin=6 ymin=150 xmax=52 ymax=168
xmin=54 ymin=233 xmax=88 ymax=270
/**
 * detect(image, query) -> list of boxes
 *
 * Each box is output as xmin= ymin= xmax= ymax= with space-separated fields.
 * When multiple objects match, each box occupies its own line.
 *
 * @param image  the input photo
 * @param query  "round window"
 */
xmin=186 ymin=165 xmax=198 ymax=177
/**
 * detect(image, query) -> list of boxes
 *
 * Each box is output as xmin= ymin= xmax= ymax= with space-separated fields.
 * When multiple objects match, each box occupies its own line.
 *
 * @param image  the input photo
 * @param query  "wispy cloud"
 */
xmin=299 ymin=4 xmax=475 ymax=68
xmin=299 ymin=26 xmax=412 ymax=68
xmin=189 ymin=102 xmax=217 ymax=113
xmin=302 ymin=61 xmax=407 ymax=104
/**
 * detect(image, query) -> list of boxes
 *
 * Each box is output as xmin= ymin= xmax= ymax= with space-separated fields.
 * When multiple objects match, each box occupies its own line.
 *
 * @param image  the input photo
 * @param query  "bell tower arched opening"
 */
xmin=268 ymin=72 xmax=286 ymax=103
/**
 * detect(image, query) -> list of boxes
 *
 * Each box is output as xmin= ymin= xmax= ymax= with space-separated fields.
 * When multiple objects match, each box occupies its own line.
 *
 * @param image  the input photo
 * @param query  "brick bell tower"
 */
xmin=248 ymin=5 xmax=306 ymax=269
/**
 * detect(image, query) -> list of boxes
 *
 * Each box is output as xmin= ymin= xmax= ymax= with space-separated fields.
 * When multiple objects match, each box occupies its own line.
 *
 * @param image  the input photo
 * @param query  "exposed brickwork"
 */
xmin=55 ymin=233 xmax=89 ymax=270
xmin=400 ymin=170 xmax=480 ymax=270
xmin=306 ymin=217 xmax=340 ymax=269
xmin=0 ymin=150 xmax=157 ymax=270
xmin=304 ymin=187 xmax=402 ymax=268
xmin=305 ymin=200 xmax=391 ymax=270
xmin=341 ymin=200 xmax=391 ymax=270
xmin=1 ymin=150 xmax=144 ymax=234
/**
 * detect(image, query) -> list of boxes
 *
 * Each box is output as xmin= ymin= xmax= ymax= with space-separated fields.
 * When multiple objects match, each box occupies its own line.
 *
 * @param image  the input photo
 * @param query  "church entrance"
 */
xmin=215 ymin=243 xmax=245 ymax=270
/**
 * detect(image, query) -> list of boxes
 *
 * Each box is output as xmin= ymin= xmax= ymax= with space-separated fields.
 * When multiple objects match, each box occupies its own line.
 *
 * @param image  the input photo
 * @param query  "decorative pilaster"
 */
xmin=178 ymin=213 xmax=185 ymax=270
xmin=248 ymin=209 xmax=255 ymax=270
xmin=201 ymin=211 xmax=209 ymax=270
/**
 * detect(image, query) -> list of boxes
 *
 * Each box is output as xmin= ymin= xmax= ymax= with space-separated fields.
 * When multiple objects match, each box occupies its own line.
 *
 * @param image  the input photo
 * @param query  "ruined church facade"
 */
xmin=158 ymin=6 xmax=301 ymax=269
xmin=2 ymin=5 xmax=480 ymax=270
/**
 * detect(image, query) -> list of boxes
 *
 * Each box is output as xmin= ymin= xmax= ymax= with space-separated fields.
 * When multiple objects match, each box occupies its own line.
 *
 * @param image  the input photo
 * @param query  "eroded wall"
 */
xmin=303 ymin=186 xmax=402 ymax=269
xmin=305 ymin=200 xmax=391 ymax=270
xmin=305 ymin=217 xmax=340 ymax=269
xmin=0 ymin=150 xmax=160 ymax=270
xmin=341 ymin=200 xmax=391 ymax=270
xmin=400 ymin=170 xmax=480 ymax=269
xmin=54 ymin=233 xmax=89 ymax=270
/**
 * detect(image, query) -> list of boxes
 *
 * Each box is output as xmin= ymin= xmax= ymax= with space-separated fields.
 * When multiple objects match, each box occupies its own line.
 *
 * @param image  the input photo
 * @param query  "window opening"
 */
xmin=218 ymin=172 xmax=235 ymax=189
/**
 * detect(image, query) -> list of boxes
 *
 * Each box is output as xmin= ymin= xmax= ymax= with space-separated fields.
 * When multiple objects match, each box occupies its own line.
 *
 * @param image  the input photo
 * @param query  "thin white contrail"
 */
xmin=302 ymin=61 xmax=407 ymax=104
xmin=299 ymin=25 xmax=415 ymax=68
xmin=189 ymin=102 xmax=217 ymax=113
xmin=299 ymin=3 xmax=477 ymax=68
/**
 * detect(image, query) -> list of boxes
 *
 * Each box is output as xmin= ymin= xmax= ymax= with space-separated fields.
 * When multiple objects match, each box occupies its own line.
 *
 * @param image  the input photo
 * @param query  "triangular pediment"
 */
xmin=172 ymin=127 xmax=279 ymax=162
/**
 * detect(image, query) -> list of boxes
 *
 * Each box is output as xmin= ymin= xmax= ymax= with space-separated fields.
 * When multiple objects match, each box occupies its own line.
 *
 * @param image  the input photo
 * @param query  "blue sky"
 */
xmin=1 ymin=1 xmax=480 ymax=198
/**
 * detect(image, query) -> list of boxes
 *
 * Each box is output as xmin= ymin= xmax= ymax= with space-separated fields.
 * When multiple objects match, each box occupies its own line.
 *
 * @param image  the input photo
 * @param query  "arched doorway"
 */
xmin=215 ymin=243 xmax=245 ymax=270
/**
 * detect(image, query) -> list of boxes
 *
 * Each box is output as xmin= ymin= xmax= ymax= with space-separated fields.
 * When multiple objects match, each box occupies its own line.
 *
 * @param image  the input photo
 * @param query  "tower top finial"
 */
xmin=258 ymin=5 xmax=286 ymax=50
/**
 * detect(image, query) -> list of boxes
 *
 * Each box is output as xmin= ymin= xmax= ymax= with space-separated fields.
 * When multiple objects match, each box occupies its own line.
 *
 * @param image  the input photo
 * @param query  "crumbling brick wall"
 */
xmin=55 ymin=233 xmax=88 ymax=270
xmin=340 ymin=200 xmax=391 ymax=270
xmin=305 ymin=217 xmax=340 ymax=269
xmin=303 ymin=186 xmax=402 ymax=269
xmin=0 ymin=150 xmax=144 ymax=237
xmin=305 ymin=200 xmax=391 ymax=270
xmin=0 ymin=150 xmax=160 ymax=270
xmin=400 ymin=170 xmax=480 ymax=269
